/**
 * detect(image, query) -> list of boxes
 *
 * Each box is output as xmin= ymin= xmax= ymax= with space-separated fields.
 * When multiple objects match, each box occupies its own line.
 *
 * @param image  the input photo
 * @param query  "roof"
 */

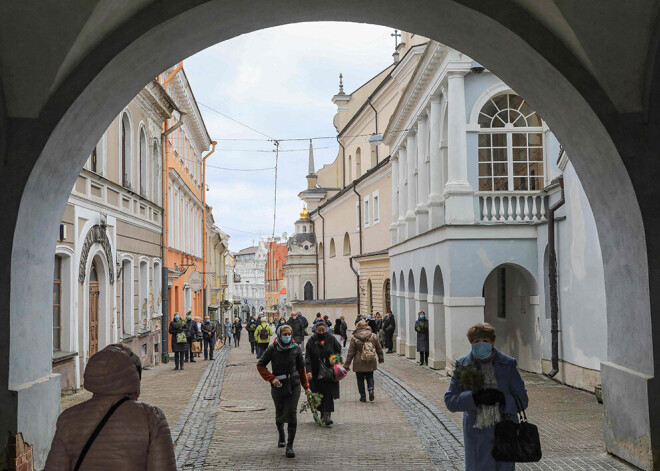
xmin=292 ymin=297 xmax=357 ymax=305
xmin=236 ymin=246 xmax=259 ymax=255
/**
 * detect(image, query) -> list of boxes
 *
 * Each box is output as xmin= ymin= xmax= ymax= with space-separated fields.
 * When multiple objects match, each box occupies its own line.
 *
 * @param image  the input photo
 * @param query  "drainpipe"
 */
xmin=337 ymin=137 xmax=346 ymax=188
xmin=547 ymin=175 xmax=565 ymax=378
xmin=163 ymin=62 xmax=183 ymax=91
xmin=350 ymin=256 xmax=360 ymax=315
xmin=368 ymin=97 xmax=379 ymax=164
xmin=202 ymin=141 xmax=217 ymax=317
xmin=318 ymin=208 xmax=326 ymax=299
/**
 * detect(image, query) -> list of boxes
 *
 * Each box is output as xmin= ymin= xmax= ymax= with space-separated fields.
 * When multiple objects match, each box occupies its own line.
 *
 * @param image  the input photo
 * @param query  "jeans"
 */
xmin=234 ymin=333 xmax=241 ymax=347
xmin=249 ymin=340 xmax=255 ymax=354
xmin=204 ymin=337 xmax=215 ymax=359
xmin=256 ymin=342 xmax=268 ymax=359
xmin=356 ymin=371 xmax=374 ymax=398
xmin=174 ymin=351 xmax=184 ymax=369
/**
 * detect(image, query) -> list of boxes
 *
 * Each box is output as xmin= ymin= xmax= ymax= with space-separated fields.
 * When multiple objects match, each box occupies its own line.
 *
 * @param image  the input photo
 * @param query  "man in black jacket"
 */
xmin=382 ymin=310 xmax=396 ymax=353
xmin=202 ymin=315 xmax=217 ymax=360
xmin=245 ymin=317 xmax=258 ymax=354
xmin=287 ymin=311 xmax=308 ymax=346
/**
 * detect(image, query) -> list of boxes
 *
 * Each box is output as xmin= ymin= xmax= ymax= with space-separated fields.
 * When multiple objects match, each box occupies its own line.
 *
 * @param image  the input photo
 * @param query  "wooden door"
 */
xmin=89 ymin=269 xmax=99 ymax=357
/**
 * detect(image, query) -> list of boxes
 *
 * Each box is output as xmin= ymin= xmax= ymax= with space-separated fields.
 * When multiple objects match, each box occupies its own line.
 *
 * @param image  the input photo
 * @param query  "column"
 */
xmin=397 ymin=293 xmax=407 ymax=355
xmin=428 ymin=94 xmax=445 ymax=228
xmin=444 ymin=70 xmax=474 ymax=224
xmin=427 ymin=294 xmax=446 ymax=370
xmin=405 ymin=291 xmax=417 ymax=359
xmin=397 ymin=147 xmax=407 ymax=243
xmin=415 ymin=114 xmax=429 ymax=233
xmin=405 ymin=129 xmax=417 ymax=238
xmin=390 ymin=153 xmax=399 ymax=245
xmin=444 ymin=296 xmax=485 ymax=371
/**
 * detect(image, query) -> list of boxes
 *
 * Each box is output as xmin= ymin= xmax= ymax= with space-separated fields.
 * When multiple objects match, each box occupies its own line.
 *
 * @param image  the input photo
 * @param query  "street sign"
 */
xmin=188 ymin=270 xmax=202 ymax=292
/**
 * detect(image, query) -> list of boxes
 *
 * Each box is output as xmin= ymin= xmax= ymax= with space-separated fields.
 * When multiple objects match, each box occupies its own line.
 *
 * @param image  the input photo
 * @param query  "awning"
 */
xmin=208 ymin=304 xmax=221 ymax=311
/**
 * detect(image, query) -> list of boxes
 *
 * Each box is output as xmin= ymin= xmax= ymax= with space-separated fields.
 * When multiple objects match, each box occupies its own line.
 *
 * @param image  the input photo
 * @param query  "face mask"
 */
xmin=205 ymin=320 xmax=210 ymax=323
xmin=292 ymin=315 xmax=297 ymax=318
xmin=281 ymin=335 xmax=292 ymax=344
xmin=472 ymin=342 xmax=493 ymax=359
xmin=419 ymin=315 xmax=425 ymax=320
xmin=280 ymin=320 xmax=285 ymax=324
xmin=174 ymin=315 xmax=180 ymax=320
xmin=187 ymin=316 xmax=191 ymax=320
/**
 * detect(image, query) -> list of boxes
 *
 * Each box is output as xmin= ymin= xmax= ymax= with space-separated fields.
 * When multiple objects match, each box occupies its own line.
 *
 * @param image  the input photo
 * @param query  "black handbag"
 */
xmin=317 ymin=360 xmax=335 ymax=382
xmin=491 ymin=393 xmax=542 ymax=462
xmin=271 ymin=377 xmax=293 ymax=399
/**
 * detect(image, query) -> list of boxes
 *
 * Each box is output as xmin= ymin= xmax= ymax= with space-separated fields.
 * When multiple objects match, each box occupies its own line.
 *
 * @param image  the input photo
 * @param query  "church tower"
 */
xmin=283 ymin=206 xmax=317 ymax=316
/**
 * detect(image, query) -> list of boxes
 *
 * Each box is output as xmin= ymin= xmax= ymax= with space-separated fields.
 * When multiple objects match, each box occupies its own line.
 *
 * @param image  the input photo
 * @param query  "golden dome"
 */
xmin=300 ymin=206 xmax=309 ymax=219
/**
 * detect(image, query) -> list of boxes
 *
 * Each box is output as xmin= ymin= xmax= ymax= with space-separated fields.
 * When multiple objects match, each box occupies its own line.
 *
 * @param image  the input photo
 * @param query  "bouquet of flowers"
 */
xmin=328 ymin=353 xmax=343 ymax=365
xmin=300 ymin=392 xmax=324 ymax=425
xmin=453 ymin=362 xmax=484 ymax=391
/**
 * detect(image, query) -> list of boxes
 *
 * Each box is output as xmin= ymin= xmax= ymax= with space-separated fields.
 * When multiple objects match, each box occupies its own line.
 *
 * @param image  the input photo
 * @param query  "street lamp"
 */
xmin=369 ymin=133 xmax=383 ymax=151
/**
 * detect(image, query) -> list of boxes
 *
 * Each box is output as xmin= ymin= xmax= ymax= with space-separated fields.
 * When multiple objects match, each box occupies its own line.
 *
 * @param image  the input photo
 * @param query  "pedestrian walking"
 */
xmin=232 ymin=317 xmax=243 ymax=347
xmin=202 ymin=315 xmax=216 ymax=360
xmin=354 ymin=313 xmax=364 ymax=325
xmin=192 ymin=317 xmax=203 ymax=358
xmin=254 ymin=316 xmax=274 ymax=359
xmin=246 ymin=316 xmax=258 ymax=354
xmin=339 ymin=315 xmax=348 ymax=347
xmin=382 ymin=310 xmax=396 ymax=353
xmin=444 ymin=322 xmax=529 ymax=471
xmin=257 ymin=324 xmax=311 ymax=458
xmin=44 ymin=344 xmax=176 ymax=470
xmin=415 ymin=311 xmax=430 ymax=366
xmin=343 ymin=321 xmax=384 ymax=402
xmin=223 ymin=317 xmax=232 ymax=347
xmin=184 ymin=312 xmax=196 ymax=363
xmin=322 ymin=315 xmax=332 ymax=328
xmin=276 ymin=316 xmax=287 ymax=335
xmin=374 ymin=312 xmax=383 ymax=344
xmin=305 ymin=323 xmax=342 ymax=426
xmin=287 ymin=311 xmax=307 ymax=345
xmin=168 ymin=313 xmax=188 ymax=370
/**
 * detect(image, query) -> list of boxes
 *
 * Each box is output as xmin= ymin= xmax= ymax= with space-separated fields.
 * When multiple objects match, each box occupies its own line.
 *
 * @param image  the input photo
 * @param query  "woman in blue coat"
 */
xmin=444 ymin=323 xmax=528 ymax=471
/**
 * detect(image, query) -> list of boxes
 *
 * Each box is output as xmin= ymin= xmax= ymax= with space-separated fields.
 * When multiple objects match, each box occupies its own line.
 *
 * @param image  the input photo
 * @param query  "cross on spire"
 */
xmin=391 ymin=29 xmax=401 ymax=49
xmin=338 ymin=73 xmax=345 ymax=95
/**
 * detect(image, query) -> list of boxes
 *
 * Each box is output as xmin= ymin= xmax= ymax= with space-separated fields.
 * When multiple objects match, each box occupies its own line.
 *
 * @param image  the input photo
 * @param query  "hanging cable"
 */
xmin=197 ymin=101 xmax=276 ymax=140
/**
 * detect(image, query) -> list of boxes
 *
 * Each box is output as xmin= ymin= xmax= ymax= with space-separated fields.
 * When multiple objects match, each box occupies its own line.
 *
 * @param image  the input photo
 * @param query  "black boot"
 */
xmin=369 ymin=389 xmax=375 ymax=402
xmin=276 ymin=423 xmax=285 ymax=448
xmin=286 ymin=424 xmax=297 ymax=457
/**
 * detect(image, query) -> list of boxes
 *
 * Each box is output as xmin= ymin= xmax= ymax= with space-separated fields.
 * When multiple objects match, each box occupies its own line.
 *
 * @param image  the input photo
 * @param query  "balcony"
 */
xmin=477 ymin=191 xmax=547 ymax=223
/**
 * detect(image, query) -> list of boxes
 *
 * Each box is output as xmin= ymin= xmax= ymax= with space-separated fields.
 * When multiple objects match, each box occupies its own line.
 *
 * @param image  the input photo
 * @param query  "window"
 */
xmin=53 ymin=256 xmax=62 ymax=351
xmin=139 ymin=129 xmax=147 ymax=196
xmin=373 ymin=191 xmax=380 ymax=223
xmin=343 ymin=232 xmax=351 ymax=256
xmin=184 ymin=285 xmax=192 ymax=314
xmin=329 ymin=238 xmax=336 ymax=258
xmin=364 ymin=196 xmax=370 ymax=227
xmin=139 ymin=260 xmax=149 ymax=330
xmin=318 ymin=242 xmax=323 ymax=258
xmin=303 ymin=225 xmax=306 ymax=233
xmin=356 ymin=148 xmax=362 ymax=178
xmin=304 ymin=281 xmax=314 ymax=300
xmin=348 ymin=155 xmax=353 ymax=182
xmin=122 ymin=259 xmax=133 ymax=335
xmin=121 ymin=113 xmax=132 ymax=188
xmin=153 ymin=260 xmax=161 ymax=317
xmin=477 ymin=94 xmax=544 ymax=191
xmin=152 ymin=140 xmax=160 ymax=202
xmin=90 ymin=146 xmax=97 ymax=173
xmin=367 ymin=279 xmax=373 ymax=314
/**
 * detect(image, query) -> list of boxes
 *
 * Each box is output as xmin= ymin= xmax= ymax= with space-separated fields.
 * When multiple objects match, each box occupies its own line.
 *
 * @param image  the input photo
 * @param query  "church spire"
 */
xmin=338 ymin=73 xmax=345 ymax=95
xmin=308 ymin=139 xmax=315 ymax=176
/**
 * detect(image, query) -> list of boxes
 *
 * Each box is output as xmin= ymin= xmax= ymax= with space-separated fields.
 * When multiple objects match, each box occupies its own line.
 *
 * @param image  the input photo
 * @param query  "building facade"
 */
xmin=205 ymin=209 xmax=231 ymax=321
xmin=265 ymin=237 xmax=288 ymax=318
xmin=285 ymin=208 xmax=317 ymax=316
xmin=232 ymin=243 xmax=267 ymax=319
xmin=385 ymin=41 xmax=607 ymax=391
xmin=53 ymin=81 xmax=176 ymax=391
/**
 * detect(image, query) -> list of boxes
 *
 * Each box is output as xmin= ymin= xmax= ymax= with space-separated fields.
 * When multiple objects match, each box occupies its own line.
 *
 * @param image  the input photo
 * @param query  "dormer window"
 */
xmin=303 ymin=226 xmax=307 ymax=233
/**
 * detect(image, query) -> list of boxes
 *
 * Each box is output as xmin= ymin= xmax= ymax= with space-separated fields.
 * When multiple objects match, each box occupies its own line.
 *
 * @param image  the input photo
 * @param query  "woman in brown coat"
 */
xmin=343 ymin=321 xmax=384 ymax=402
xmin=45 ymin=344 xmax=176 ymax=470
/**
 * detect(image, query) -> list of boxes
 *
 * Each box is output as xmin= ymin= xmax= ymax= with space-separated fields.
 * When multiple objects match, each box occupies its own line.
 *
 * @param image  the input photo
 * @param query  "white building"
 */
xmin=231 ymin=242 xmax=267 ymax=319
xmin=385 ymin=41 xmax=607 ymax=392
xmin=284 ymin=207 xmax=317 ymax=316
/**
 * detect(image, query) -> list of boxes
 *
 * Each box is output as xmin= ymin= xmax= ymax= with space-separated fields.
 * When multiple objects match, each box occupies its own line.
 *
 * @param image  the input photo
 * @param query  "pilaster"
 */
xmin=427 ymin=294 xmax=446 ymax=370
xmin=406 ymin=129 xmax=417 ymax=238
xmin=444 ymin=296 xmax=484 ymax=372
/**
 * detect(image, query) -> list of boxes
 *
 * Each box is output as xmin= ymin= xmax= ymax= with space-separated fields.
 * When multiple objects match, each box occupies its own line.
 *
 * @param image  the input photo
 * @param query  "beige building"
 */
xmin=205 ymin=209 xmax=231 ymax=321
xmin=53 ymin=81 xmax=176 ymax=391
xmin=295 ymin=33 xmax=427 ymax=327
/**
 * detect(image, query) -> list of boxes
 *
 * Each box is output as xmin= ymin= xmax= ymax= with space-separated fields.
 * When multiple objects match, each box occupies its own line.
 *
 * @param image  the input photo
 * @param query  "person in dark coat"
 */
xmin=382 ymin=310 xmax=396 ymax=353
xmin=339 ymin=315 xmax=348 ymax=347
xmin=183 ymin=312 xmax=196 ymax=363
xmin=305 ymin=323 xmax=342 ymax=426
xmin=232 ymin=318 xmax=243 ymax=347
xmin=168 ymin=313 xmax=188 ymax=370
xmin=354 ymin=313 xmax=365 ymax=325
xmin=201 ymin=315 xmax=216 ymax=360
xmin=287 ymin=311 xmax=307 ymax=345
xmin=415 ymin=311 xmax=430 ymax=366
xmin=246 ymin=317 xmax=258 ymax=354
xmin=257 ymin=324 xmax=310 ymax=458
xmin=444 ymin=323 xmax=528 ymax=471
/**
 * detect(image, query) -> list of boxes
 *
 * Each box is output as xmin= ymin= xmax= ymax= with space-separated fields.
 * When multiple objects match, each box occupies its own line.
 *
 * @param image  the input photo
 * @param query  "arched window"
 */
xmin=318 ymin=242 xmax=323 ymax=259
xmin=329 ymin=238 xmax=336 ymax=258
xmin=367 ymin=279 xmax=373 ymax=314
xmin=139 ymin=128 xmax=147 ymax=196
xmin=477 ymin=93 xmax=544 ymax=191
xmin=304 ymin=281 xmax=314 ymax=300
xmin=343 ymin=232 xmax=351 ymax=256
xmin=348 ymin=155 xmax=353 ymax=182
xmin=152 ymin=139 xmax=160 ymax=203
xmin=121 ymin=113 xmax=132 ymax=189
xmin=356 ymin=147 xmax=362 ymax=178
xmin=53 ymin=256 xmax=62 ymax=351
xmin=139 ymin=259 xmax=149 ymax=331
xmin=383 ymin=278 xmax=391 ymax=313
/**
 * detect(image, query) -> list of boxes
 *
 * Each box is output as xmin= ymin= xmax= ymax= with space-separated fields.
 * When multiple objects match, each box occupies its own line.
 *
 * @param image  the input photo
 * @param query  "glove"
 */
xmin=473 ymin=388 xmax=505 ymax=406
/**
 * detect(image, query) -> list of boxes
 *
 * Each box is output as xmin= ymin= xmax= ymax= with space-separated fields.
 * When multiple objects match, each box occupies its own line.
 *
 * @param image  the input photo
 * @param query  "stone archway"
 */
xmin=1 ymin=2 xmax=659 ymax=468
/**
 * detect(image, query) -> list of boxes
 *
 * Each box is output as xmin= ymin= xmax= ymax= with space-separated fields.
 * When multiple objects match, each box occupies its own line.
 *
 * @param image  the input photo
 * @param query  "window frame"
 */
xmin=364 ymin=195 xmax=370 ymax=227
xmin=372 ymin=190 xmax=380 ymax=224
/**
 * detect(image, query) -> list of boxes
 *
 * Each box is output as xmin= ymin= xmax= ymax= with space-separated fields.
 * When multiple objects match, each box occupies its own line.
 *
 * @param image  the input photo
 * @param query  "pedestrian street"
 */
xmin=61 ymin=344 xmax=638 ymax=470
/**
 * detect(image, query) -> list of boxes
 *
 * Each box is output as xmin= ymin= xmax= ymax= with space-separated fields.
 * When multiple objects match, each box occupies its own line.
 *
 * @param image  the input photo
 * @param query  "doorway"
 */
xmin=88 ymin=264 xmax=99 ymax=359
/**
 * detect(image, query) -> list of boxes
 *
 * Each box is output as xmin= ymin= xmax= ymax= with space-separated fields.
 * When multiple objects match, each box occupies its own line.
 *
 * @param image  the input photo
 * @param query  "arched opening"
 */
xmin=356 ymin=147 xmax=362 ymax=178
xmin=367 ymin=279 xmax=373 ymax=314
xmin=88 ymin=263 xmax=99 ymax=358
xmin=343 ymin=232 xmax=351 ymax=256
xmin=482 ymin=263 xmax=541 ymax=373
xmin=152 ymin=139 xmax=160 ymax=203
xmin=419 ymin=267 xmax=428 ymax=315
xmin=139 ymin=259 xmax=149 ymax=332
xmin=120 ymin=112 xmax=132 ymax=189
xmin=383 ymin=278 xmax=391 ymax=313
xmin=304 ymin=281 xmax=314 ymax=301
xmin=318 ymin=241 xmax=323 ymax=258
xmin=139 ymin=128 xmax=147 ymax=197
xmin=405 ymin=269 xmax=416 ymax=358
xmin=121 ymin=256 xmax=134 ymax=336
xmin=329 ymin=238 xmax=336 ymax=258
xmin=348 ymin=155 xmax=352 ymax=182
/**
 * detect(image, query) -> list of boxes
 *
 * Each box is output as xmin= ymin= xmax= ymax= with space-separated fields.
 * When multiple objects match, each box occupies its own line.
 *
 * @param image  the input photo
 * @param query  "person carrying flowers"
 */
xmin=257 ymin=324 xmax=310 ymax=458
xmin=444 ymin=322 xmax=528 ymax=471
xmin=305 ymin=322 xmax=342 ymax=426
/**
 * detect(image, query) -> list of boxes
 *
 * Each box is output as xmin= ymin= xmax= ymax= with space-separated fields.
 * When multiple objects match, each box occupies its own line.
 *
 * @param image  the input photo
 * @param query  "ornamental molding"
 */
xmin=79 ymin=224 xmax=115 ymax=284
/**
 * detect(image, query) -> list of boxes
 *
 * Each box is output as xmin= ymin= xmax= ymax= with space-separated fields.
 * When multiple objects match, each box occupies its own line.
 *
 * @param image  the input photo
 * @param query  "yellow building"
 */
xmin=206 ymin=209 xmax=231 ymax=321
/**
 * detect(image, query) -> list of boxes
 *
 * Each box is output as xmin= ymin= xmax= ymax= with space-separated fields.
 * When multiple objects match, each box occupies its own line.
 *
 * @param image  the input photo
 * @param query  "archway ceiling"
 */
xmin=0 ymin=0 xmax=657 ymax=118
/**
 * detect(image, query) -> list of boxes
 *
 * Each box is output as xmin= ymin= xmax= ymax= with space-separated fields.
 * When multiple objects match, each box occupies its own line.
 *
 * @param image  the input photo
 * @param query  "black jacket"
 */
xmin=257 ymin=342 xmax=305 ymax=387
xmin=383 ymin=314 xmax=396 ymax=333
xmin=304 ymin=332 xmax=342 ymax=381
xmin=245 ymin=320 xmax=258 ymax=340
xmin=184 ymin=319 xmax=198 ymax=341
xmin=169 ymin=320 xmax=189 ymax=352
xmin=287 ymin=316 xmax=307 ymax=344
xmin=201 ymin=321 xmax=216 ymax=338
xmin=354 ymin=316 xmax=365 ymax=325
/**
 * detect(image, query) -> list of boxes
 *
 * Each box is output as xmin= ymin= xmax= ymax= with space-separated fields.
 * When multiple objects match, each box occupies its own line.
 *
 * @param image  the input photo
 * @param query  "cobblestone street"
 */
xmin=60 ymin=343 xmax=639 ymax=470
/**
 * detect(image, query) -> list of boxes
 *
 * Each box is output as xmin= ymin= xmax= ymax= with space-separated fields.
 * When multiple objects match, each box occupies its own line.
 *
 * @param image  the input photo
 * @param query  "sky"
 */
xmin=183 ymin=22 xmax=396 ymax=253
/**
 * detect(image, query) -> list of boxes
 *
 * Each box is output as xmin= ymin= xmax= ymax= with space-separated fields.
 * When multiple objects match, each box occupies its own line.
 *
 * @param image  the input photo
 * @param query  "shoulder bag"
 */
xmin=74 ymin=396 xmax=130 ymax=471
xmin=491 ymin=393 xmax=542 ymax=462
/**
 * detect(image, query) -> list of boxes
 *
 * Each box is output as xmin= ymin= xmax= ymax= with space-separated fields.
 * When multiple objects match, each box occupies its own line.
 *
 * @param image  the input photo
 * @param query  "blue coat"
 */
xmin=444 ymin=350 xmax=528 ymax=471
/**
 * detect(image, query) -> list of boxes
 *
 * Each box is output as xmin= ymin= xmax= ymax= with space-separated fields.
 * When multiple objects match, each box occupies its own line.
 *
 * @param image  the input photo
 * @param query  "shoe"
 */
xmin=174 ymin=366 xmax=179 ymax=370
xmin=369 ymin=389 xmax=375 ymax=402
xmin=277 ymin=423 xmax=285 ymax=448
xmin=359 ymin=396 xmax=366 ymax=402
xmin=210 ymin=357 xmax=214 ymax=361
xmin=190 ymin=359 xmax=196 ymax=363
xmin=386 ymin=350 xmax=393 ymax=354
xmin=204 ymin=357 xmax=208 ymax=361
xmin=325 ymin=413 xmax=333 ymax=425
xmin=286 ymin=446 xmax=295 ymax=458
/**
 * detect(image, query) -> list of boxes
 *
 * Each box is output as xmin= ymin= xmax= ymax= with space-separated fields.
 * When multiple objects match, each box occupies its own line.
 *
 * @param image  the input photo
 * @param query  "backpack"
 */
xmin=361 ymin=337 xmax=377 ymax=362
xmin=259 ymin=325 xmax=269 ymax=340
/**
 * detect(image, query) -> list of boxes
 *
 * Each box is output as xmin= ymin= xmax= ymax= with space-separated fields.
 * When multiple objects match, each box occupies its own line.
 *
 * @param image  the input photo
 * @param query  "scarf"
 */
xmin=474 ymin=352 xmax=501 ymax=429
